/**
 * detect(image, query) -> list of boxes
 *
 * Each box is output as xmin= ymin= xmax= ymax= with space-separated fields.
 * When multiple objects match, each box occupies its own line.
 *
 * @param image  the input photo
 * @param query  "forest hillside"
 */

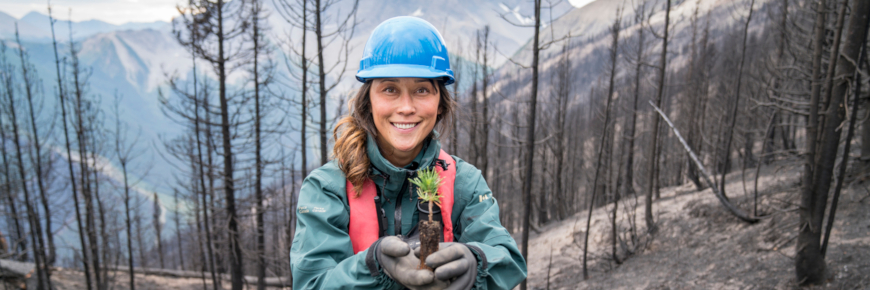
xmin=28 ymin=156 xmax=870 ymax=289
xmin=2 ymin=0 xmax=870 ymax=289
xmin=522 ymin=160 xmax=870 ymax=289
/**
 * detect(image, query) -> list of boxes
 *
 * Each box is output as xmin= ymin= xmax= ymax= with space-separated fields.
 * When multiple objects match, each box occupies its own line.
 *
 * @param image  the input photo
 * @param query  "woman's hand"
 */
xmin=417 ymin=242 xmax=478 ymax=290
xmin=376 ymin=236 xmax=449 ymax=290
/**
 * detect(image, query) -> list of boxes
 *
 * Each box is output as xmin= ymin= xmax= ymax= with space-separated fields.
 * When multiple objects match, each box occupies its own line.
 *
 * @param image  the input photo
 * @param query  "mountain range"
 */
xmin=0 ymin=0 xmax=772 ymax=265
xmin=0 ymin=0 xmax=577 ymax=265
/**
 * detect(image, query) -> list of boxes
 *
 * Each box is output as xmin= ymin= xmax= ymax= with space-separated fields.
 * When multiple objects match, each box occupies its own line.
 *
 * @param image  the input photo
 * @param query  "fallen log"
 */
xmin=109 ymin=266 xmax=291 ymax=287
xmin=0 ymin=259 xmax=36 ymax=289
xmin=649 ymin=101 xmax=759 ymax=223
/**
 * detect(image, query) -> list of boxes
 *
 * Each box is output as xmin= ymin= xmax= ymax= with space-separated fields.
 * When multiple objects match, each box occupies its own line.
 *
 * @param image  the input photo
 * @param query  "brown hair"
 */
xmin=333 ymin=79 xmax=457 ymax=196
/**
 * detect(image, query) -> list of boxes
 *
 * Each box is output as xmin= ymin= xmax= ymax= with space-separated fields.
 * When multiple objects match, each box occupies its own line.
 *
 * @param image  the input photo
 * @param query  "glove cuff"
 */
xmin=367 ymin=238 xmax=400 ymax=288
xmin=463 ymin=243 xmax=489 ymax=290
xmin=366 ymin=238 xmax=384 ymax=277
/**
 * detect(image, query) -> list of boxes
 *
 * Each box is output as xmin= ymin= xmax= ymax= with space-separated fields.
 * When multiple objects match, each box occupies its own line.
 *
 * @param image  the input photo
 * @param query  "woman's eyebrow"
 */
xmin=380 ymin=78 xmax=399 ymax=83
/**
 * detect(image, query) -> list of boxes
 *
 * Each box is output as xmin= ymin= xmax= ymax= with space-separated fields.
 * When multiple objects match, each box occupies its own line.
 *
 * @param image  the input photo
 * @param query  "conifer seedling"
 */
xmin=409 ymin=168 xmax=442 ymax=270
xmin=409 ymin=168 xmax=442 ymax=222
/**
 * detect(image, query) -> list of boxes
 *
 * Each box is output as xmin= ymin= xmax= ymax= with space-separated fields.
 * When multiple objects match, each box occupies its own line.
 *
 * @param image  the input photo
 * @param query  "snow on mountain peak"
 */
xmin=411 ymin=8 xmax=424 ymax=17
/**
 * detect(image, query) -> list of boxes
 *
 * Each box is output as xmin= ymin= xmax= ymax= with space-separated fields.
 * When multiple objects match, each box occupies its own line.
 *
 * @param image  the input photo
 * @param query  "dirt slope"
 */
xmin=523 ymin=161 xmax=870 ymax=290
xmin=49 ymin=269 xmax=291 ymax=289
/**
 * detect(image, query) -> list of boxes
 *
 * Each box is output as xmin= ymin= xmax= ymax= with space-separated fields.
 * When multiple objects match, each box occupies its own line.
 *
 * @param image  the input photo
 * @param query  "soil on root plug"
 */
xmin=418 ymin=220 xmax=442 ymax=270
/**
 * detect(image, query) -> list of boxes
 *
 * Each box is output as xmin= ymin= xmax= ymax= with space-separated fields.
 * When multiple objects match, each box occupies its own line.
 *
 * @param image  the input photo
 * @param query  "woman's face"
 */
xmin=370 ymin=78 xmax=440 ymax=165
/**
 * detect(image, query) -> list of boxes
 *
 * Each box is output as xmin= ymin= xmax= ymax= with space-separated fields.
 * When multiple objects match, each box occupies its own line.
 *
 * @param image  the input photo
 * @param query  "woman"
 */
xmin=291 ymin=16 xmax=526 ymax=290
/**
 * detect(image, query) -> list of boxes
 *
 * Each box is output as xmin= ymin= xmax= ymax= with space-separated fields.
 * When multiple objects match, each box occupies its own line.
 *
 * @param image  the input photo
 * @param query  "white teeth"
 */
xmin=394 ymin=123 xmax=416 ymax=129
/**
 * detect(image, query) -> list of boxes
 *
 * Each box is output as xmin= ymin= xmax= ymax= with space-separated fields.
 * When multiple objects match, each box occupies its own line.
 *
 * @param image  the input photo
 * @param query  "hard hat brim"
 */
xmin=356 ymin=64 xmax=454 ymax=85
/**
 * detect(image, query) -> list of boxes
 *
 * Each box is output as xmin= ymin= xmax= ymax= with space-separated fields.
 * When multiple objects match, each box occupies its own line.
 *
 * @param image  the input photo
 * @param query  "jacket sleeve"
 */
xmin=291 ymin=167 xmax=401 ymax=290
xmin=453 ymin=162 xmax=528 ymax=290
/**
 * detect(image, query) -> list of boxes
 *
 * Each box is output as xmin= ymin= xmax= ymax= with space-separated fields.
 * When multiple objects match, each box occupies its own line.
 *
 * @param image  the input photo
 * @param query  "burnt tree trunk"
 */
xmin=583 ymin=10 xmax=620 ymax=279
xmin=644 ymin=0 xmax=670 ymax=234
xmin=6 ymin=33 xmax=50 ymax=288
xmin=48 ymin=6 xmax=92 ymax=287
xmin=797 ymin=0 xmax=870 ymax=284
xmin=315 ymin=0 xmax=328 ymax=165
xmin=718 ymin=0 xmax=754 ymax=199
xmin=625 ymin=2 xmax=646 ymax=201
xmin=520 ymin=1 xmax=541 ymax=289
xmin=481 ymin=26 xmax=490 ymax=180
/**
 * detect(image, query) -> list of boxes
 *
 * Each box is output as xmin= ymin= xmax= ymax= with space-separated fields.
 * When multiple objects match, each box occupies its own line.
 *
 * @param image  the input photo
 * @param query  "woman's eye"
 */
xmin=384 ymin=87 xmax=396 ymax=94
xmin=416 ymin=88 xmax=430 ymax=94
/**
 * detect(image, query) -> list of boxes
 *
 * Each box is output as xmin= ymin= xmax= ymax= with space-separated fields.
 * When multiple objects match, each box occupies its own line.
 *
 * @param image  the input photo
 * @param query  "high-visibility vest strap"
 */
xmin=434 ymin=150 xmax=455 ymax=243
xmin=347 ymin=149 xmax=456 ymax=254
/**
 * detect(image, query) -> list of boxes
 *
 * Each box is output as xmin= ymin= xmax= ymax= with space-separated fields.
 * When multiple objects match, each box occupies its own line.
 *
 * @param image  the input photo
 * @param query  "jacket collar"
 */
xmin=366 ymin=131 xmax=442 ymax=197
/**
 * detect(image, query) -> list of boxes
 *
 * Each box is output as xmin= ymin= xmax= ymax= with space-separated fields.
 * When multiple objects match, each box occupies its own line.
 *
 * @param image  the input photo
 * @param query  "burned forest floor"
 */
xmin=48 ymin=268 xmax=291 ymax=290
xmin=522 ymin=159 xmax=870 ymax=290
xmin=36 ymin=159 xmax=869 ymax=289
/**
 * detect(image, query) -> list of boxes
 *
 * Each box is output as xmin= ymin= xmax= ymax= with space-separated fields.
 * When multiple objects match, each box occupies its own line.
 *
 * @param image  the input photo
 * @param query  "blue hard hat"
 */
xmin=356 ymin=16 xmax=454 ymax=85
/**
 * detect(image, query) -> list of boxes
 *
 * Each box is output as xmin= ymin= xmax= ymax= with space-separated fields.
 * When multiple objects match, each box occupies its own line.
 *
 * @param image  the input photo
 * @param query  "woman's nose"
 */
xmin=395 ymin=91 xmax=416 ymax=115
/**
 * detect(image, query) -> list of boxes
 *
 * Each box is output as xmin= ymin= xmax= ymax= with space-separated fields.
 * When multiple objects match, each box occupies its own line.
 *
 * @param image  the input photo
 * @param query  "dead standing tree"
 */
xmin=623 ymin=2 xmax=650 ymax=209
xmin=245 ymin=0 xmax=278 ymax=287
xmin=718 ymin=0 xmax=755 ymax=199
xmin=583 ymin=7 xmax=622 ymax=279
xmin=47 ymin=4 xmax=93 ymax=289
xmin=449 ymin=38 xmax=463 ymax=155
xmin=313 ymin=0 xmax=358 ymax=165
xmin=505 ymin=1 xmax=540 ymax=289
xmin=251 ymin=0 xmax=267 ymax=287
xmin=796 ymin=0 xmax=870 ymax=285
xmin=274 ymin=0 xmax=311 ymax=177
xmin=547 ymin=40 xmax=572 ymax=222
xmin=112 ymin=94 xmax=139 ymax=290
xmin=153 ymin=193 xmax=164 ymax=268
xmin=15 ymin=21 xmax=56 ymax=268
xmin=467 ymin=27 xmax=493 ymax=177
xmin=497 ymin=0 xmax=552 ymax=288
xmin=683 ymin=0 xmax=705 ymax=191
xmin=67 ymin=13 xmax=105 ymax=289
xmin=0 ymin=43 xmax=25 ymax=262
xmin=173 ymin=0 xmax=250 ymax=287
xmin=161 ymin=22 xmax=220 ymax=287
xmin=6 ymin=28 xmax=52 ymax=289
xmin=644 ymin=0 xmax=670 ymax=234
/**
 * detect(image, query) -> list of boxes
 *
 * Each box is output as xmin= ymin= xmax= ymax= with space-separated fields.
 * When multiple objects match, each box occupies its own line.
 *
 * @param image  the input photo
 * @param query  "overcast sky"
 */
xmin=1 ymin=0 xmax=596 ymax=25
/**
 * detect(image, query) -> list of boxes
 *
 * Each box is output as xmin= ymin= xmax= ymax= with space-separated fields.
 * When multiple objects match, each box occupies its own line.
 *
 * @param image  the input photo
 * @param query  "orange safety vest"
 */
xmin=346 ymin=149 xmax=456 ymax=254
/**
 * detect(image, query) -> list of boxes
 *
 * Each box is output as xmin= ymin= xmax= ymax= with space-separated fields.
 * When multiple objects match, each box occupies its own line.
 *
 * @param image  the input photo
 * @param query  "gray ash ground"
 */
xmin=523 ymin=161 xmax=870 ymax=290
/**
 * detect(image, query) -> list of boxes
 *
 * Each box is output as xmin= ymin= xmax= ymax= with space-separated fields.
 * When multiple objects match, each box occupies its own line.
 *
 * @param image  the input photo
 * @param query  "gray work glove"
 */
xmin=376 ymin=236 xmax=448 ymax=290
xmin=416 ymin=242 xmax=478 ymax=290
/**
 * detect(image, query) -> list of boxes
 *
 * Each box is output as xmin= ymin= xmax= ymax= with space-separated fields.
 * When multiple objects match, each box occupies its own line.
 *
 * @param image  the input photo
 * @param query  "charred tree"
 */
xmin=274 ymin=0 xmax=310 ymax=177
xmin=718 ymin=0 xmax=755 ymax=198
xmin=7 ymin=28 xmax=51 ymax=289
xmin=520 ymin=1 xmax=541 ymax=289
xmin=48 ymin=5 xmax=92 ymax=288
xmin=67 ymin=14 xmax=104 ymax=288
xmin=113 ymin=94 xmax=137 ymax=290
xmin=313 ymin=0 xmax=358 ymax=165
xmin=583 ymin=8 xmax=621 ymax=279
xmin=797 ymin=0 xmax=870 ymax=284
xmin=173 ymin=0 xmax=251 ymax=287
xmin=247 ymin=1 xmax=277 ymax=287
xmin=154 ymin=193 xmax=164 ymax=268
xmin=644 ymin=0 xmax=670 ymax=234
xmin=15 ymin=21 xmax=55 ymax=268
xmin=0 ymin=41 xmax=26 ymax=264
xmin=624 ymin=2 xmax=648 ymax=209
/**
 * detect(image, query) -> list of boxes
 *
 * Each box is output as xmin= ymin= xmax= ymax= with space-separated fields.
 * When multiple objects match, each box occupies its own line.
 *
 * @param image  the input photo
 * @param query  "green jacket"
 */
xmin=291 ymin=134 xmax=527 ymax=289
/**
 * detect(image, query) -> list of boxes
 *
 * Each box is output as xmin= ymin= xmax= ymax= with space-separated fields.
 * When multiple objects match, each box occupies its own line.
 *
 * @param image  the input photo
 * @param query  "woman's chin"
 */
xmin=392 ymin=144 xmax=417 ymax=153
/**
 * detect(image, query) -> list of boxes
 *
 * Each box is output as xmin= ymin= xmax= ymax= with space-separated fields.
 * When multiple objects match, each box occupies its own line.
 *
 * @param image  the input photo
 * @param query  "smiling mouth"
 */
xmin=392 ymin=122 xmax=419 ymax=130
